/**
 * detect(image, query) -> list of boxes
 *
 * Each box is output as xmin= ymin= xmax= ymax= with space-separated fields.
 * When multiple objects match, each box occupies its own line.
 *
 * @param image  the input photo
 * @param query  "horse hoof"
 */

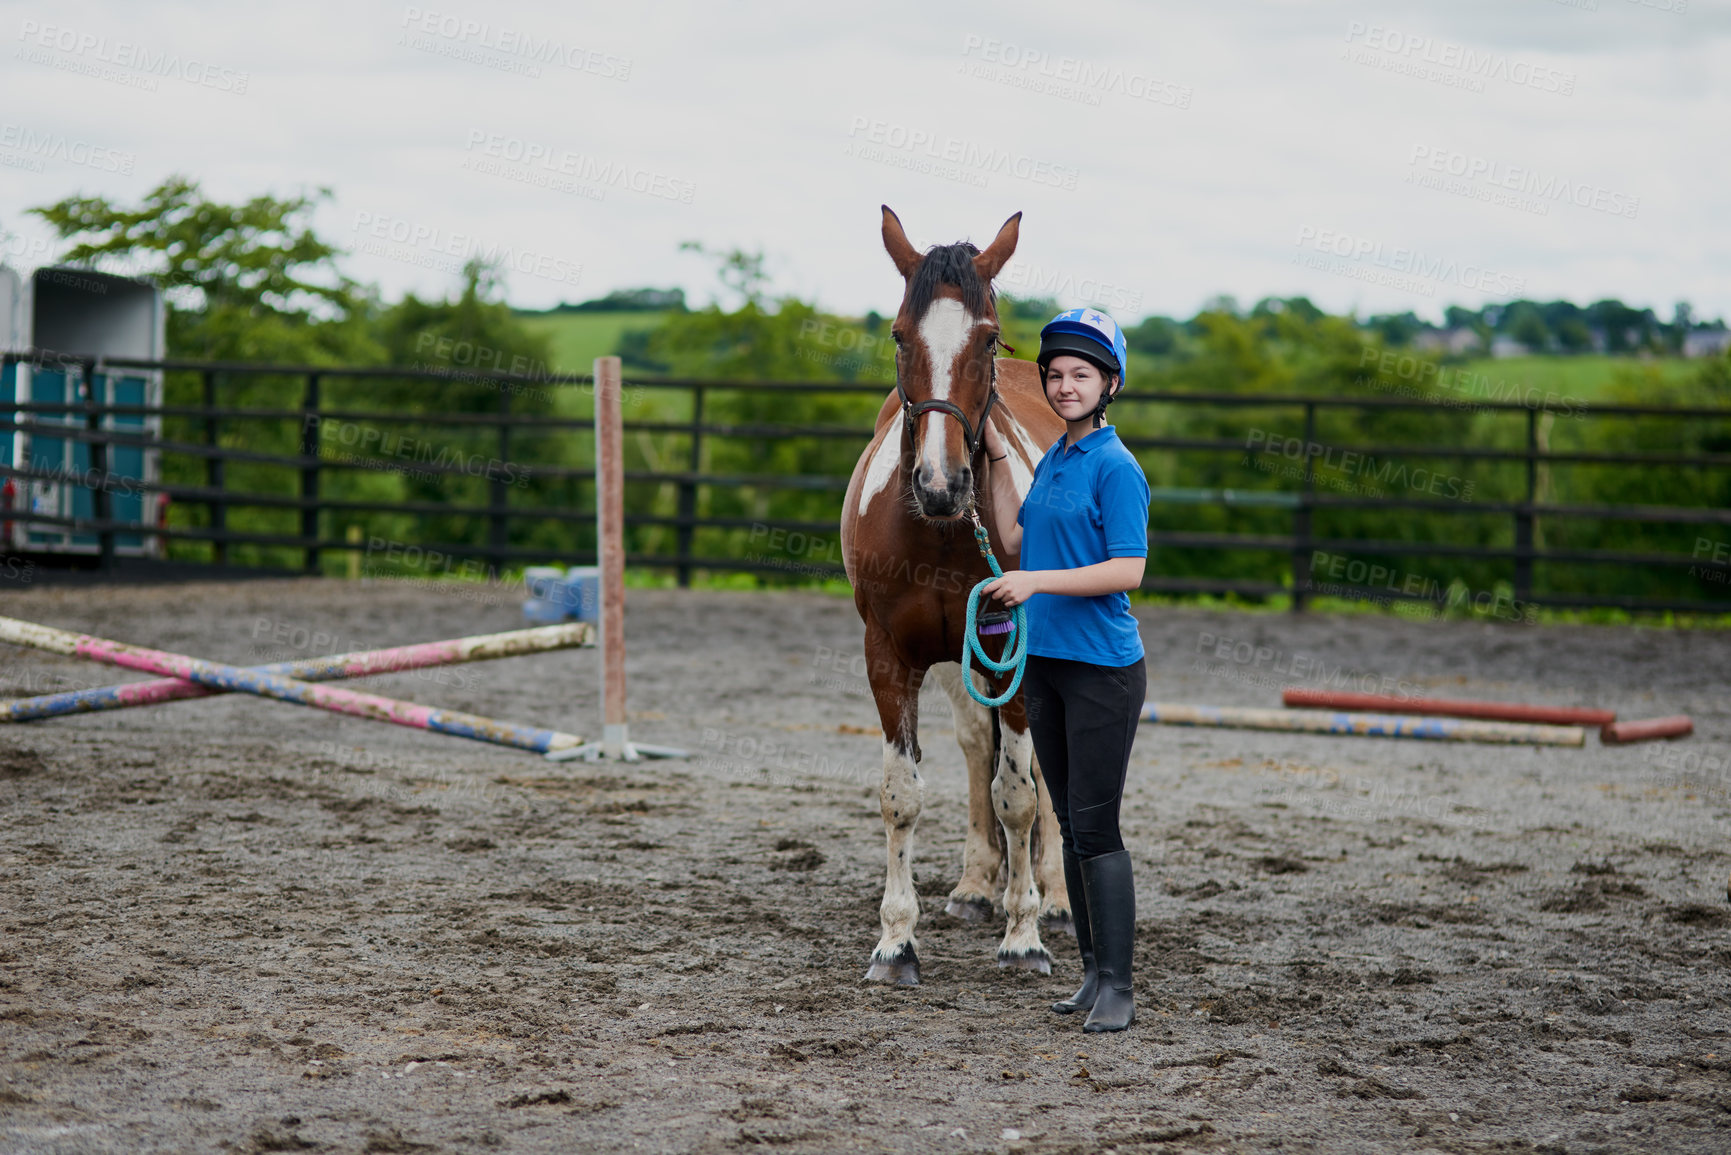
xmin=944 ymin=896 xmax=994 ymax=922
xmin=864 ymin=947 xmax=920 ymax=986
xmin=1039 ymin=912 xmax=1076 ymax=939
xmin=996 ymin=948 xmax=1053 ymax=975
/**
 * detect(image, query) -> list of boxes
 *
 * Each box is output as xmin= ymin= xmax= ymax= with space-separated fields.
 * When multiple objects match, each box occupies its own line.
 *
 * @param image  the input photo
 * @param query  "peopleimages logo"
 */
xmin=399 ymin=7 xmax=631 ymax=79
xmin=0 ymin=123 xmax=134 ymax=174
xmin=14 ymin=19 xmax=250 ymax=93
xmin=350 ymin=211 xmax=583 ymax=287
xmin=1294 ymin=226 xmax=1525 ymax=297
xmin=1342 ymin=21 xmax=1575 ymax=96
xmin=957 ymin=35 xmax=1193 ymax=110
xmin=1357 ymin=347 xmax=1586 ymax=417
xmin=1407 ymin=145 xmax=1639 ymax=219
xmin=997 ymin=259 xmax=1144 ymax=314
xmin=304 ymin=410 xmax=532 ymax=489
xmin=845 ymin=116 xmax=1080 ymax=191
xmin=461 ymin=130 xmax=696 ymax=204
xmin=1244 ymin=429 xmax=1476 ymax=501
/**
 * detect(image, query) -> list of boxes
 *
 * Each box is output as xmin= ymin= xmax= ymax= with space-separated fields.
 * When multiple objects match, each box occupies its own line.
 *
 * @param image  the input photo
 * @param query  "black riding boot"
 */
xmin=1050 ymin=849 xmax=1097 ymax=1014
xmin=1081 ymin=849 xmax=1135 ymax=1033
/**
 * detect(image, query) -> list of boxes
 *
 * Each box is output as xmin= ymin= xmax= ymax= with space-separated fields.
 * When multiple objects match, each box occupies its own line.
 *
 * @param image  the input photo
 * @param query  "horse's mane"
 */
xmin=906 ymin=242 xmax=994 ymax=323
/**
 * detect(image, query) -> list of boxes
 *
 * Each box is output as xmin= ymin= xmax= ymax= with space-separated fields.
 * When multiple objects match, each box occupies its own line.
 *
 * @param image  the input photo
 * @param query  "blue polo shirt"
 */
xmin=1016 ymin=426 xmax=1150 ymax=665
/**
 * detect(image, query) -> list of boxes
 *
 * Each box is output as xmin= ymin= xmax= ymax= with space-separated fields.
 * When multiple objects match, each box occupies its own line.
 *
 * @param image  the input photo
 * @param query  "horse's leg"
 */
xmin=1032 ymin=761 xmax=1074 ymax=938
xmin=929 ymin=662 xmax=1001 ymax=923
xmin=991 ymin=694 xmax=1053 ymax=973
xmin=863 ymin=622 xmax=925 ymax=986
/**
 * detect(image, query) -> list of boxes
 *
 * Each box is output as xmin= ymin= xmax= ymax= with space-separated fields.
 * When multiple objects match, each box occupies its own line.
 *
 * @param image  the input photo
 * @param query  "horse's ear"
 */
xmin=881 ymin=205 xmax=921 ymax=278
xmin=973 ymin=211 xmax=1021 ymax=281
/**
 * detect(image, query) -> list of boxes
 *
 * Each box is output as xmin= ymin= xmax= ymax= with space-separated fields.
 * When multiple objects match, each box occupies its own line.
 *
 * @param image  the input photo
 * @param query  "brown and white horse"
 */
xmin=839 ymin=207 xmax=1069 ymax=985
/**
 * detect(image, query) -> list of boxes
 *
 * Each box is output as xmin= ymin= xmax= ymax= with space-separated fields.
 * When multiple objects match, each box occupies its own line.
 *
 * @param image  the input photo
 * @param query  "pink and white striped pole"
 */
xmin=595 ymin=354 xmax=632 ymax=761
xmin=546 ymin=355 xmax=686 ymax=763
xmin=0 ymin=622 xmax=593 ymax=723
xmin=0 ymin=615 xmax=586 ymax=755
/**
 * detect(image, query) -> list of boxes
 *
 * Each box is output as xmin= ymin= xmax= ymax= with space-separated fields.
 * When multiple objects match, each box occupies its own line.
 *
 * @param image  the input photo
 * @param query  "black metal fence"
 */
xmin=2 ymin=351 xmax=1729 ymax=615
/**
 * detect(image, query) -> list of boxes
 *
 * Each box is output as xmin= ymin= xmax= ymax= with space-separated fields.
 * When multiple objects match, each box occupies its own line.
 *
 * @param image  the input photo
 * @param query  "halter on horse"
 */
xmin=894 ymin=353 xmax=999 ymax=462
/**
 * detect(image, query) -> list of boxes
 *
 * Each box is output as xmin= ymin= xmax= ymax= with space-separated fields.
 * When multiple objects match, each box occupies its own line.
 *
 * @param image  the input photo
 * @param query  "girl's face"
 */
xmin=1043 ymin=355 xmax=1119 ymax=423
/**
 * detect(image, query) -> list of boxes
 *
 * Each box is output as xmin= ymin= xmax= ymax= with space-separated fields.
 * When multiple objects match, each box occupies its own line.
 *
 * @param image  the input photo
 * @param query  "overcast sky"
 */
xmin=1 ymin=0 xmax=1726 ymax=326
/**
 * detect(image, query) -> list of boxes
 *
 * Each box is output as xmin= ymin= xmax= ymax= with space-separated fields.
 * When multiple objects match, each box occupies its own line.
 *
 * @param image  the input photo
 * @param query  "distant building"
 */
xmin=1490 ymin=336 xmax=1531 ymax=359
xmin=1411 ymin=328 xmax=1482 ymax=356
xmin=1683 ymin=328 xmax=1731 ymax=358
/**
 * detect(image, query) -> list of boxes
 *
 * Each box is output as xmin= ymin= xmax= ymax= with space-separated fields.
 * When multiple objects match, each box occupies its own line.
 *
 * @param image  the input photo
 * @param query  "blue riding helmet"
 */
xmin=1037 ymin=308 xmax=1128 ymax=380
xmin=1038 ymin=308 xmax=1128 ymax=426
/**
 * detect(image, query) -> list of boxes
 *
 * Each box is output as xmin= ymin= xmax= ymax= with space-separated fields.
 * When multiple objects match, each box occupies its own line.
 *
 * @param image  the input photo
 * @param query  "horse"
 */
xmin=839 ymin=206 xmax=1070 ymax=985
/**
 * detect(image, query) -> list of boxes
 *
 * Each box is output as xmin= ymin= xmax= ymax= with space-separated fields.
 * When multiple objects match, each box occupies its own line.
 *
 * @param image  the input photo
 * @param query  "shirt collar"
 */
xmin=1058 ymin=425 xmax=1118 ymax=456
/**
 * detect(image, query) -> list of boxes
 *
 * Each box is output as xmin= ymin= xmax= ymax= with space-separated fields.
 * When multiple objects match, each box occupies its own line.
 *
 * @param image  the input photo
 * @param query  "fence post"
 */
xmin=488 ymin=385 xmax=510 ymax=579
xmin=594 ymin=356 xmax=629 ymax=759
xmin=1515 ymin=405 xmax=1537 ymax=604
xmin=676 ymin=384 xmax=704 ymax=588
xmin=1289 ymin=401 xmax=1316 ymax=613
xmin=204 ymin=369 xmax=226 ymax=566
xmin=84 ymin=358 xmax=114 ymax=573
xmin=300 ymin=372 xmax=321 ymax=574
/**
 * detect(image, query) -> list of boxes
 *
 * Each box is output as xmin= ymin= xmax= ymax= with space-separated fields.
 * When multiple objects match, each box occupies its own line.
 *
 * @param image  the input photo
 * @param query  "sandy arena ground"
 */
xmin=0 ymin=579 xmax=1728 ymax=1154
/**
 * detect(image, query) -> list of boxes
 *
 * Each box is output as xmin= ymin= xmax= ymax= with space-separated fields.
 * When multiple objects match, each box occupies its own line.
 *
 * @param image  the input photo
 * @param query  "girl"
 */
xmin=979 ymin=308 xmax=1150 ymax=1033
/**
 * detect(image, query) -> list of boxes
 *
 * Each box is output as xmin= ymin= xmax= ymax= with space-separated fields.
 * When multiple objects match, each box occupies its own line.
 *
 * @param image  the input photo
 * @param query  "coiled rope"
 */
xmin=962 ymin=509 xmax=1028 ymax=708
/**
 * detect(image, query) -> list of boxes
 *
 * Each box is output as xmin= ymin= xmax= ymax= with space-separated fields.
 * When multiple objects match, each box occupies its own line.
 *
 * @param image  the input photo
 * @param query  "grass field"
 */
xmin=1449 ymin=354 xmax=1700 ymax=404
xmin=515 ymin=310 xmax=670 ymax=373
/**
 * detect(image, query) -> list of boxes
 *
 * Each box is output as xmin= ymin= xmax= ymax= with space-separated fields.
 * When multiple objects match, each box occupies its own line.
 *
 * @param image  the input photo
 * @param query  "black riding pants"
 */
xmin=1021 ymin=653 xmax=1147 ymax=860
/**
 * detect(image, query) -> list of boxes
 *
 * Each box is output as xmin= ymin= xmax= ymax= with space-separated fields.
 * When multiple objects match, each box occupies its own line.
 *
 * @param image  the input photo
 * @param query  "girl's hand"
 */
xmin=981 ymin=419 xmax=1007 ymax=462
xmin=981 ymin=569 xmax=1042 ymax=608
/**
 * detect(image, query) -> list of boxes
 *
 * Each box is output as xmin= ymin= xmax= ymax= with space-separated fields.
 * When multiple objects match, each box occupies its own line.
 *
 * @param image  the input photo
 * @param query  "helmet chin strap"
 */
xmin=1088 ymin=376 xmax=1122 ymax=428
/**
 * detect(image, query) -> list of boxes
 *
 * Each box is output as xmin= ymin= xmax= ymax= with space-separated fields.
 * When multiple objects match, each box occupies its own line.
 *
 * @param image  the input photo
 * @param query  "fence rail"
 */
xmin=2 ymin=351 xmax=1729 ymax=615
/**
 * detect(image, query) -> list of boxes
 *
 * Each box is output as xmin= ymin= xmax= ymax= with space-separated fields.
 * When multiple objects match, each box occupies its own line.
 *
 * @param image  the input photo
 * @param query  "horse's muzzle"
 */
xmin=912 ymin=463 xmax=973 ymax=519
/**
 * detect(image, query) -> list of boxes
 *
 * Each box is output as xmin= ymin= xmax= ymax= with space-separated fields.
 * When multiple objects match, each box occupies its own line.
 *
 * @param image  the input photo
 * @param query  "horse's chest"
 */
xmin=879 ymin=573 xmax=983 ymax=664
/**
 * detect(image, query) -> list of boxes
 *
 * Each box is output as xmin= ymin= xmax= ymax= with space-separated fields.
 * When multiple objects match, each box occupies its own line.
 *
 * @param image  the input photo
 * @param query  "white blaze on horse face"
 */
xmin=858 ymin=409 xmax=904 ymax=517
xmin=915 ymin=297 xmax=988 ymax=487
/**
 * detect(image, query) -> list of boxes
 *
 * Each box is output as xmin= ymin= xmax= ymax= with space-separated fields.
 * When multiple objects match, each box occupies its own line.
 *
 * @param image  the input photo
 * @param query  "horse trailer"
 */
xmin=0 ymin=265 xmax=165 ymax=558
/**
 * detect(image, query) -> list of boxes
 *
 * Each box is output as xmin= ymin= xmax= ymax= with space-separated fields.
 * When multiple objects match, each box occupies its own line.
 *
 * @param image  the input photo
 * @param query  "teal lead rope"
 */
xmin=963 ymin=509 xmax=1029 ymax=708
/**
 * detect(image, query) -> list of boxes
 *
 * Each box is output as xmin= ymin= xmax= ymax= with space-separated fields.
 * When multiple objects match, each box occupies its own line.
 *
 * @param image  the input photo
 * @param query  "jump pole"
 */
xmin=1601 ymin=715 xmax=1693 ymax=744
xmin=545 ymin=355 xmax=686 ymax=763
xmin=0 ymin=622 xmax=593 ymax=723
xmin=1140 ymin=701 xmax=1585 ymax=746
xmin=1281 ymin=687 xmax=1614 ymax=727
xmin=0 ymin=615 xmax=586 ymax=755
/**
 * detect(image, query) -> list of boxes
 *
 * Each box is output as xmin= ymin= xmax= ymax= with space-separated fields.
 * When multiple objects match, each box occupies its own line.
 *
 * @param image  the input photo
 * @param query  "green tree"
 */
xmin=373 ymin=258 xmax=552 ymax=390
xmin=636 ymin=245 xmax=891 ymax=577
xmin=1505 ymin=302 xmax=1551 ymax=350
xmin=1555 ymin=317 xmax=1595 ymax=352
xmin=1363 ymin=311 xmax=1425 ymax=346
xmin=1584 ymin=299 xmax=1659 ymax=353
xmin=29 ymin=175 xmax=380 ymax=363
xmin=999 ymin=294 xmax=1061 ymax=323
xmin=349 ymin=258 xmax=566 ymax=564
xmin=677 ymin=241 xmax=770 ymax=310
xmin=1124 ymin=314 xmax=1180 ymax=356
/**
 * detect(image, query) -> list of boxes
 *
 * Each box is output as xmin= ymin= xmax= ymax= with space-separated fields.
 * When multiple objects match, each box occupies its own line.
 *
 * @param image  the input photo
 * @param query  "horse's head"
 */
xmin=881 ymin=205 xmax=1020 ymax=520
